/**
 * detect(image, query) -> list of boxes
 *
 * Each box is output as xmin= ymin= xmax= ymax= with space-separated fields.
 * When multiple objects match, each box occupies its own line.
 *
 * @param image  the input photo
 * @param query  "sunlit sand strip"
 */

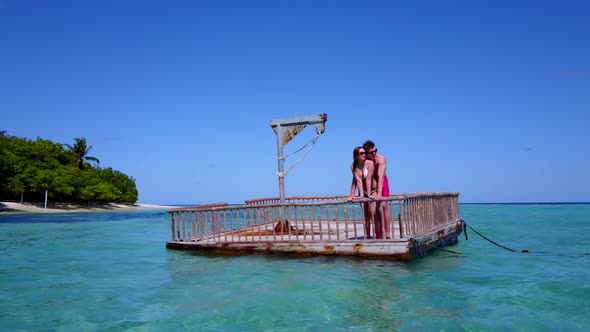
xmin=0 ymin=201 xmax=180 ymax=214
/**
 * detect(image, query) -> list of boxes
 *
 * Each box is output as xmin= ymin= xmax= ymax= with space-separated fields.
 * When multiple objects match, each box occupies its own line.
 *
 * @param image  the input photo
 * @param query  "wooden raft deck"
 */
xmin=166 ymin=192 xmax=462 ymax=261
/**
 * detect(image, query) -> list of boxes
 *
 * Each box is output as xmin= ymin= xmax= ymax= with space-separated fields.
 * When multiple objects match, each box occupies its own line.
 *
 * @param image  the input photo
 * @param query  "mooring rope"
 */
xmin=461 ymin=219 xmax=529 ymax=253
xmin=410 ymin=238 xmax=464 ymax=256
xmin=282 ymin=134 xmax=321 ymax=176
xmin=413 ymin=238 xmax=424 ymax=258
xmin=283 ymin=133 xmax=320 ymax=159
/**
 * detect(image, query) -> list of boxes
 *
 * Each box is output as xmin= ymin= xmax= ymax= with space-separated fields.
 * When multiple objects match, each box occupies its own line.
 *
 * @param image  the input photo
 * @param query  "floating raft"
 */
xmin=166 ymin=192 xmax=462 ymax=261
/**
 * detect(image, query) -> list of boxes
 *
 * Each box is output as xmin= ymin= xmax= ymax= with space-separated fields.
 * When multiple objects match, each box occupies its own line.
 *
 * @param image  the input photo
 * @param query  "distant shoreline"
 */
xmin=0 ymin=201 xmax=180 ymax=214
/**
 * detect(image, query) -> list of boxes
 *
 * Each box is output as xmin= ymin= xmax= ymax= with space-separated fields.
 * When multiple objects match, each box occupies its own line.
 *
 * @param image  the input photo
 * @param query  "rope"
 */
xmin=411 ymin=238 xmax=463 ymax=256
xmin=283 ymin=133 xmax=320 ymax=159
xmin=463 ymin=222 xmax=468 ymax=240
xmin=461 ymin=219 xmax=529 ymax=253
xmin=411 ymin=238 xmax=424 ymax=258
xmin=283 ymin=134 xmax=321 ymax=176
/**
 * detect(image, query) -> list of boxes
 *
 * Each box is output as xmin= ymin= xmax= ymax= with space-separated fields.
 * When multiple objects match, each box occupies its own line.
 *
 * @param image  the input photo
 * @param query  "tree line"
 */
xmin=0 ymin=132 xmax=138 ymax=204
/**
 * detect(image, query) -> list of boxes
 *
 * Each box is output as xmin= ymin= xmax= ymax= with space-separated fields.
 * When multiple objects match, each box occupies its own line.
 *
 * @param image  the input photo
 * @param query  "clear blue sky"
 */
xmin=1 ymin=0 xmax=588 ymax=204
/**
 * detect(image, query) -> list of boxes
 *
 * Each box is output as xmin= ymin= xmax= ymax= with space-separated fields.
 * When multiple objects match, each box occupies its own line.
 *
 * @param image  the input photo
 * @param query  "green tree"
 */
xmin=63 ymin=138 xmax=100 ymax=170
xmin=98 ymin=167 xmax=138 ymax=203
xmin=47 ymin=166 xmax=80 ymax=202
xmin=0 ymin=134 xmax=137 ymax=204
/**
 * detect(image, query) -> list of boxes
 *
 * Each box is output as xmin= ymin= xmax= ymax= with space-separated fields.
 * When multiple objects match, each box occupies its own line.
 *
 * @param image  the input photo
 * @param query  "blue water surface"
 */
xmin=1 ymin=205 xmax=589 ymax=331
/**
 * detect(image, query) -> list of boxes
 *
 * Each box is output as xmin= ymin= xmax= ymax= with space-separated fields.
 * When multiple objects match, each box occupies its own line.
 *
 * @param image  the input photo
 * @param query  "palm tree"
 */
xmin=64 ymin=138 xmax=100 ymax=170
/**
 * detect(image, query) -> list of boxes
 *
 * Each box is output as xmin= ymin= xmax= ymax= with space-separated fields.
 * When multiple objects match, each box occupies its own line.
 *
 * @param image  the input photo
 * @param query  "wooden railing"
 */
xmin=244 ymin=195 xmax=345 ymax=205
xmin=167 ymin=192 xmax=460 ymax=243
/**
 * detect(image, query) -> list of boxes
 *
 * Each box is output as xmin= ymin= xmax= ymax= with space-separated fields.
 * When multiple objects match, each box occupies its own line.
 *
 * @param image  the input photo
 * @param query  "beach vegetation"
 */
xmin=0 ymin=134 xmax=138 ymax=204
xmin=63 ymin=137 xmax=100 ymax=170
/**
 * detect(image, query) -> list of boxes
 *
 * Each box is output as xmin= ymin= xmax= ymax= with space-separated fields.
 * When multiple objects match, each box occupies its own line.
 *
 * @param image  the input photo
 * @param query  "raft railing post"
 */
xmin=344 ymin=203 xmax=353 ymax=240
xmin=176 ymin=212 xmax=181 ymax=241
xmin=276 ymin=125 xmax=286 ymax=224
xmin=223 ymin=209 xmax=228 ymax=242
xmin=380 ymin=201 xmax=386 ymax=239
xmin=398 ymin=210 xmax=403 ymax=239
xmin=294 ymin=205 xmax=300 ymax=241
xmin=170 ymin=213 xmax=175 ymax=241
xmin=192 ymin=212 xmax=196 ymax=241
xmin=336 ymin=204 xmax=340 ymax=240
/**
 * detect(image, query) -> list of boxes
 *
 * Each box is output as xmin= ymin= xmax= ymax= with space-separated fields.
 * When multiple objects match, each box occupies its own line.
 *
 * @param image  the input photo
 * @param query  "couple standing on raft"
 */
xmin=347 ymin=140 xmax=391 ymax=239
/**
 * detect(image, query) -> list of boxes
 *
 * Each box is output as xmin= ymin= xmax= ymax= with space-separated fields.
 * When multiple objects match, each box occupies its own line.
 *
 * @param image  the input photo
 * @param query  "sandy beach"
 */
xmin=0 ymin=201 xmax=179 ymax=214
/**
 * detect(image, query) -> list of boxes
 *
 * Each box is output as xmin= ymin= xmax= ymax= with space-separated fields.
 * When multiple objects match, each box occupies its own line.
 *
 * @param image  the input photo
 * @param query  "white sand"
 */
xmin=0 ymin=201 xmax=180 ymax=214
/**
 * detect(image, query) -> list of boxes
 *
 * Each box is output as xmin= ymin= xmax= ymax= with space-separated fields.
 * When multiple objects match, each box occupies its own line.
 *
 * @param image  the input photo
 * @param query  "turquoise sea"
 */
xmin=1 ymin=204 xmax=589 ymax=331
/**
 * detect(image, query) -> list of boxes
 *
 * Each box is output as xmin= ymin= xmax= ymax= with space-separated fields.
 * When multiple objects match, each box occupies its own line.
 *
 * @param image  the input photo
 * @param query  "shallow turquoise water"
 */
xmin=1 ymin=205 xmax=589 ymax=331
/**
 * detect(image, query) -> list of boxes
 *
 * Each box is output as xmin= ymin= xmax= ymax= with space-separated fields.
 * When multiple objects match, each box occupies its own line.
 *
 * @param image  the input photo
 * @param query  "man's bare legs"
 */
xmin=362 ymin=201 xmax=378 ymax=239
xmin=374 ymin=201 xmax=390 ymax=239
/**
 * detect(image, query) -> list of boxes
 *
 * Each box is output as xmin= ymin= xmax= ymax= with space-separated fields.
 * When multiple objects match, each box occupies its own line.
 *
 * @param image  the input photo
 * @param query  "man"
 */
xmin=363 ymin=140 xmax=391 ymax=239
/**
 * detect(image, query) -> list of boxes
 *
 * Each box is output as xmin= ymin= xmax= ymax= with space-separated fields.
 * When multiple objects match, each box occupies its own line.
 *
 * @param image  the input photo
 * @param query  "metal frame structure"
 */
xmin=269 ymin=114 xmax=328 ymax=205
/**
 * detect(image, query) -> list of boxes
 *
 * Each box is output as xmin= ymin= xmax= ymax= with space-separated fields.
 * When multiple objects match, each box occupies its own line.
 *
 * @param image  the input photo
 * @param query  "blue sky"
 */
xmin=1 ymin=0 xmax=588 ymax=204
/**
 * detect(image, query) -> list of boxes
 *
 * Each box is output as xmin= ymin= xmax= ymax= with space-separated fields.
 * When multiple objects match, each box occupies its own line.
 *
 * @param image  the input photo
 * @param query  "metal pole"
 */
xmin=269 ymin=114 xmax=327 ymax=228
xmin=276 ymin=126 xmax=285 ymax=224
xmin=276 ymin=126 xmax=285 ymax=205
xmin=44 ymin=190 xmax=48 ymax=209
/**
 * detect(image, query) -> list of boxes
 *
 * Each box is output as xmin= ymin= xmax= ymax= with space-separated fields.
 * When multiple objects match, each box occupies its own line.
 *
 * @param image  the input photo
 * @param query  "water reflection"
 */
xmin=163 ymin=252 xmax=469 ymax=330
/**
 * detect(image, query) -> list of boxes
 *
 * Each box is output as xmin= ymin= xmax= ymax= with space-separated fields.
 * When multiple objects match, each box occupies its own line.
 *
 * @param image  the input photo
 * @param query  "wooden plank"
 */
xmin=167 ymin=239 xmax=412 ymax=260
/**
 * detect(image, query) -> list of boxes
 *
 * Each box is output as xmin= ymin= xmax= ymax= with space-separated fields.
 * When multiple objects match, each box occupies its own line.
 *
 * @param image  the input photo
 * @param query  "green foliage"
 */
xmin=0 ymin=134 xmax=138 ymax=203
xmin=63 ymin=137 xmax=100 ymax=170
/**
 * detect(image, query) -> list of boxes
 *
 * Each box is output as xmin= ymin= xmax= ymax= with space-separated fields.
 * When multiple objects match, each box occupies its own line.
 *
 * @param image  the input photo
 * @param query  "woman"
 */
xmin=347 ymin=146 xmax=376 ymax=239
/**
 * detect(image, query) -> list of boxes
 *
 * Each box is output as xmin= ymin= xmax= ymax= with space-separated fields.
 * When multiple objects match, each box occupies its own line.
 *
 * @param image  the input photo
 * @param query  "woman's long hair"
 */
xmin=352 ymin=146 xmax=362 ymax=168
